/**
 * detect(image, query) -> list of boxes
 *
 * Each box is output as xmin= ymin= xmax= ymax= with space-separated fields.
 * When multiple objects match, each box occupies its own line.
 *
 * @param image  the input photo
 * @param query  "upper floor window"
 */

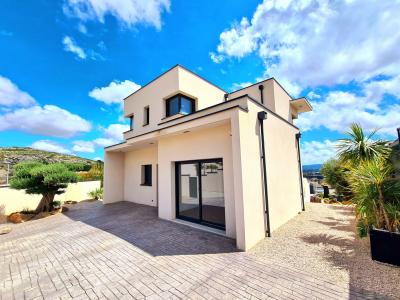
xmin=143 ymin=106 xmax=150 ymax=126
xmin=165 ymin=94 xmax=195 ymax=117
xmin=129 ymin=115 xmax=134 ymax=130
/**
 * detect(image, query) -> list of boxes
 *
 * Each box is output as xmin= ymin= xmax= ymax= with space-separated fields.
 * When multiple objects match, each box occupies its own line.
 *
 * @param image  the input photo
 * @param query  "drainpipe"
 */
xmin=224 ymin=93 xmax=229 ymax=102
xmin=295 ymin=133 xmax=305 ymax=211
xmin=258 ymin=111 xmax=271 ymax=237
xmin=258 ymin=85 xmax=264 ymax=104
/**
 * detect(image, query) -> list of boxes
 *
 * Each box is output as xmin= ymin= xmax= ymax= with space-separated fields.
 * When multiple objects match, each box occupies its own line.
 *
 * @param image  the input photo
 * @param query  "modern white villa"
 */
xmin=104 ymin=65 xmax=312 ymax=250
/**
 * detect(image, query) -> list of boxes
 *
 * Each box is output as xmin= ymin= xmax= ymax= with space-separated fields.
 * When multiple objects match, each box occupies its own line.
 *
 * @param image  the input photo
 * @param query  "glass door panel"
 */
xmin=177 ymin=163 xmax=200 ymax=221
xmin=201 ymin=161 xmax=225 ymax=227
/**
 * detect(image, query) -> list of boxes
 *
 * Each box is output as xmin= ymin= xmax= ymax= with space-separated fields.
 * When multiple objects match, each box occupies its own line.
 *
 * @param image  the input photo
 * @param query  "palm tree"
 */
xmin=336 ymin=123 xmax=391 ymax=164
xmin=347 ymin=159 xmax=400 ymax=234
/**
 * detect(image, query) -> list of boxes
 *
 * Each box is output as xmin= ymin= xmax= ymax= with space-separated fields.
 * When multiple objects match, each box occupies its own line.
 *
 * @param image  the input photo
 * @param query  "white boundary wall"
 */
xmin=0 ymin=181 xmax=101 ymax=215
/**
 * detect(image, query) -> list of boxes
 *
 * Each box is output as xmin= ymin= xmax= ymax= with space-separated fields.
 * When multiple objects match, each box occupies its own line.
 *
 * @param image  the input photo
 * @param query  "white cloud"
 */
xmin=301 ymin=140 xmax=337 ymax=165
xmin=93 ymin=137 xmax=115 ymax=147
xmin=306 ymin=91 xmax=320 ymax=100
xmin=363 ymin=75 xmax=400 ymax=102
xmin=64 ymin=0 xmax=170 ymax=30
xmin=31 ymin=140 xmax=71 ymax=154
xmin=0 ymin=105 xmax=91 ymax=138
xmin=70 ymin=123 xmax=129 ymax=152
xmin=89 ymin=80 xmax=140 ymax=105
xmin=230 ymin=81 xmax=253 ymax=92
xmin=209 ymin=52 xmax=225 ymax=64
xmin=295 ymin=81 xmax=400 ymax=136
xmin=213 ymin=0 xmax=400 ymax=91
xmin=102 ymin=123 xmax=129 ymax=140
xmin=63 ymin=36 xmax=87 ymax=59
xmin=72 ymin=140 xmax=95 ymax=153
xmin=78 ymin=23 xmax=87 ymax=34
xmin=0 ymin=75 xmax=36 ymax=107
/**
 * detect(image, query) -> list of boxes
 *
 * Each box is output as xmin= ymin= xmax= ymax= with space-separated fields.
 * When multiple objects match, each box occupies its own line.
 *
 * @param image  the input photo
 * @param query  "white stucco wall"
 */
xmin=229 ymin=79 xmax=275 ymax=112
xmin=157 ymin=123 xmax=236 ymax=239
xmin=124 ymin=145 xmax=158 ymax=206
xmin=230 ymin=100 xmax=302 ymax=250
xmin=123 ymin=66 xmax=225 ymax=139
xmin=106 ymin=96 xmax=306 ymax=251
xmin=263 ymin=107 xmax=302 ymax=232
xmin=229 ymin=79 xmax=294 ymax=123
xmin=104 ymin=151 xmax=125 ymax=204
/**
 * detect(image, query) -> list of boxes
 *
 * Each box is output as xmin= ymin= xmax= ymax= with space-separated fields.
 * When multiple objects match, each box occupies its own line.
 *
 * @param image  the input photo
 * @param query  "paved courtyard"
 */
xmin=0 ymin=201 xmax=395 ymax=300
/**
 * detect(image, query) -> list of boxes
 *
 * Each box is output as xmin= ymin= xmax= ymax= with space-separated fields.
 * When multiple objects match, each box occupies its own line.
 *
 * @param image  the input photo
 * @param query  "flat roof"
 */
xmin=123 ymin=64 xmax=227 ymax=101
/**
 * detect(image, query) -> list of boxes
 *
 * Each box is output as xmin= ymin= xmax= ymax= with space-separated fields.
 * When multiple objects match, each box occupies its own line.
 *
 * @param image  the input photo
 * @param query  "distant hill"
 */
xmin=0 ymin=147 xmax=95 ymax=184
xmin=302 ymin=164 xmax=322 ymax=172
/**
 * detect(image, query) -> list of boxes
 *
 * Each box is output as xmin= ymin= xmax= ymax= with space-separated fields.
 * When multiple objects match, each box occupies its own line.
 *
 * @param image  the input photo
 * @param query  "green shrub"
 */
xmin=88 ymin=187 xmax=103 ymax=200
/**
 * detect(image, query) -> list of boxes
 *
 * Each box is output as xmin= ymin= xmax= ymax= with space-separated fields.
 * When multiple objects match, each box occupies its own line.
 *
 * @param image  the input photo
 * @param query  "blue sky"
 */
xmin=0 ymin=0 xmax=399 ymax=164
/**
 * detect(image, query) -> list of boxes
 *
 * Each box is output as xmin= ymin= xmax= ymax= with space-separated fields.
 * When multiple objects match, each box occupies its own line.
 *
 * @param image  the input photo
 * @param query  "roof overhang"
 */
xmin=290 ymin=97 xmax=313 ymax=113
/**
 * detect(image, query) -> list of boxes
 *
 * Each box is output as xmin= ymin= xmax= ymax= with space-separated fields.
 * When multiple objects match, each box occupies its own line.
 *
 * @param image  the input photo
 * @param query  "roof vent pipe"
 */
xmin=258 ymin=84 xmax=264 ymax=104
xmin=224 ymin=93 xmax=229 ymax=102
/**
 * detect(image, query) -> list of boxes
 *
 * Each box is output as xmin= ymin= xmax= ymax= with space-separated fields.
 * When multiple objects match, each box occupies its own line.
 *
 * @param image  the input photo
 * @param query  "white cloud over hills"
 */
xmin=0 ymin=75 xmax=92 ymax=138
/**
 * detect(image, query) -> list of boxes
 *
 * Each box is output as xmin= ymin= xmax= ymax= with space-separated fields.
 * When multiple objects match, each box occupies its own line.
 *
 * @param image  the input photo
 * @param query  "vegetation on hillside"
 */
xmin=0 ymin=147 xmax=98 ymax=184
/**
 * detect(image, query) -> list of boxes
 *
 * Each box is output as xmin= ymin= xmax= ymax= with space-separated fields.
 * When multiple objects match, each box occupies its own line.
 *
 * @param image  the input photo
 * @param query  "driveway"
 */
xmin=0 ymin=201 xmax=395 ymax=300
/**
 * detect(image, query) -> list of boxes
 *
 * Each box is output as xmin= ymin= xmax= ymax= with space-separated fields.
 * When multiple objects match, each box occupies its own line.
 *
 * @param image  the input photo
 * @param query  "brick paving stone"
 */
xmin=0 ymin=201 xmax=390 ymax=300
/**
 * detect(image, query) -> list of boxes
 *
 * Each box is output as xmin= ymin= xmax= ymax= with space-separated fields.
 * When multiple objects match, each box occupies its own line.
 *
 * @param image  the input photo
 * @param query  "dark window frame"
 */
xmin=175 ymin=158 xmax=225 ymax=230
xmin=141 ymin=164 xmax=152 ymax=186
xmin=143 ymin=106 xmax=150 ymax=126
xmin=129 ymin=115 xmax=134 ymax=130
xmin=165 ymin=94 xmax=196 ymax=117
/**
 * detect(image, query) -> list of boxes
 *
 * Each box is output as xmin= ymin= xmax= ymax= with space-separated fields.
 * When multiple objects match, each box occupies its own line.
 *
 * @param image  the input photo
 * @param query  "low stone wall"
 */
xmin=0 ymin=181 xmax=101 ymax=215
xmin=303 ymin=177 xmax=311 ymax=203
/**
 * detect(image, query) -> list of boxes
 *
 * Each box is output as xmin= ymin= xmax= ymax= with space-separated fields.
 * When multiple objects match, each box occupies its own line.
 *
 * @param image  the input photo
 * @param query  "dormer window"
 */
xmin=165 ymin=94 xmax=195 ymax=117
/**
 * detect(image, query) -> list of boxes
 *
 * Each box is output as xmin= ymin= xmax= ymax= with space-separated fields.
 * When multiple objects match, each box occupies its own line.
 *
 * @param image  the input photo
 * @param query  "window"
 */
xmin=141 ymin=165 xmax=152 ymax=186
xmin=166 ymin=94 xmax=195 ymax=117
xmin=129 ymin=115 xmax=134 ymax=130
xmin=143 ymin=106 xmax=150 ymax=126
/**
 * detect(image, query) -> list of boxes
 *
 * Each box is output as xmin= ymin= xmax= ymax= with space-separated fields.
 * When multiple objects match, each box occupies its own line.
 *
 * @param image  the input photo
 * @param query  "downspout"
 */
xmin=296 ymin=133 xmax=305 ymax=211
xmin=258 ymin=85 xmax=264 ymax=104
xmin=258 ymin=111 xmax=271 ymax=237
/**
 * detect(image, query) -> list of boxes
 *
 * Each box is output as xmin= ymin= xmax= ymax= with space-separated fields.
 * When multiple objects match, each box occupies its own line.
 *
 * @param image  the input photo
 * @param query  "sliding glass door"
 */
xmin=177 ymin=163 xmax=200 ymax=221
xmin=176 ymin=159 xmax=225 ymax=229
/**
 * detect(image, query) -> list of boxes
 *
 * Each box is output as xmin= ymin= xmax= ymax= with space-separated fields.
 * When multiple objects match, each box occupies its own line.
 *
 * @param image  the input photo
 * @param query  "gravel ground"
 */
xmin=250 ymin=203 xmax=400 ymax=299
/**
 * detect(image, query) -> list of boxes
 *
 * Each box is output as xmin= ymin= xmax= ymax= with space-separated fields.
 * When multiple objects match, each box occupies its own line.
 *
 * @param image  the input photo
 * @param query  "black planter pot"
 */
xmin=369 ymin=228 xmax=400 ymax=266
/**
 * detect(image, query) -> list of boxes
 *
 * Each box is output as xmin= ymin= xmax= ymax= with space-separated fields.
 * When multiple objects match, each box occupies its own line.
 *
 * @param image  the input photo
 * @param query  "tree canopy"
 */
xmin=10 ymin=161 xmax=79 ymax=212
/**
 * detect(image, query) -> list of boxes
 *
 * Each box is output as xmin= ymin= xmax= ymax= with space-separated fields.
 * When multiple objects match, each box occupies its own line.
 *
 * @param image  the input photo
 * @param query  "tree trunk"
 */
xmin=378 ymin=187 xmax=391 ymax=231
xmin=35 ymin=193 xmax=56 ymax=213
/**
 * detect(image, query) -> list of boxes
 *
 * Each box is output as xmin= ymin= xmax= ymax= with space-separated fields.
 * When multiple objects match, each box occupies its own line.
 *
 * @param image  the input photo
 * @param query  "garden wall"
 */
xmin=0 ymin=181 xmax=101 ymax=215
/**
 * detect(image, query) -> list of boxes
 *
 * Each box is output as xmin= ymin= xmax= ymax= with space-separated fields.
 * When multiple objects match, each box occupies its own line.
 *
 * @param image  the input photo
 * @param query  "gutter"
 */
xmin=258 ymin=111 xmax=271 ymax=237
xmin=295 ymin=133 xmax=305 ymax=211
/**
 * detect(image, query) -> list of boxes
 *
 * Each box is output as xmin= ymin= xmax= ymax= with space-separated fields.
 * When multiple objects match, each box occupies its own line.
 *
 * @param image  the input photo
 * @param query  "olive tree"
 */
xmin=10 ymin=162 xmax=78 ymax=213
